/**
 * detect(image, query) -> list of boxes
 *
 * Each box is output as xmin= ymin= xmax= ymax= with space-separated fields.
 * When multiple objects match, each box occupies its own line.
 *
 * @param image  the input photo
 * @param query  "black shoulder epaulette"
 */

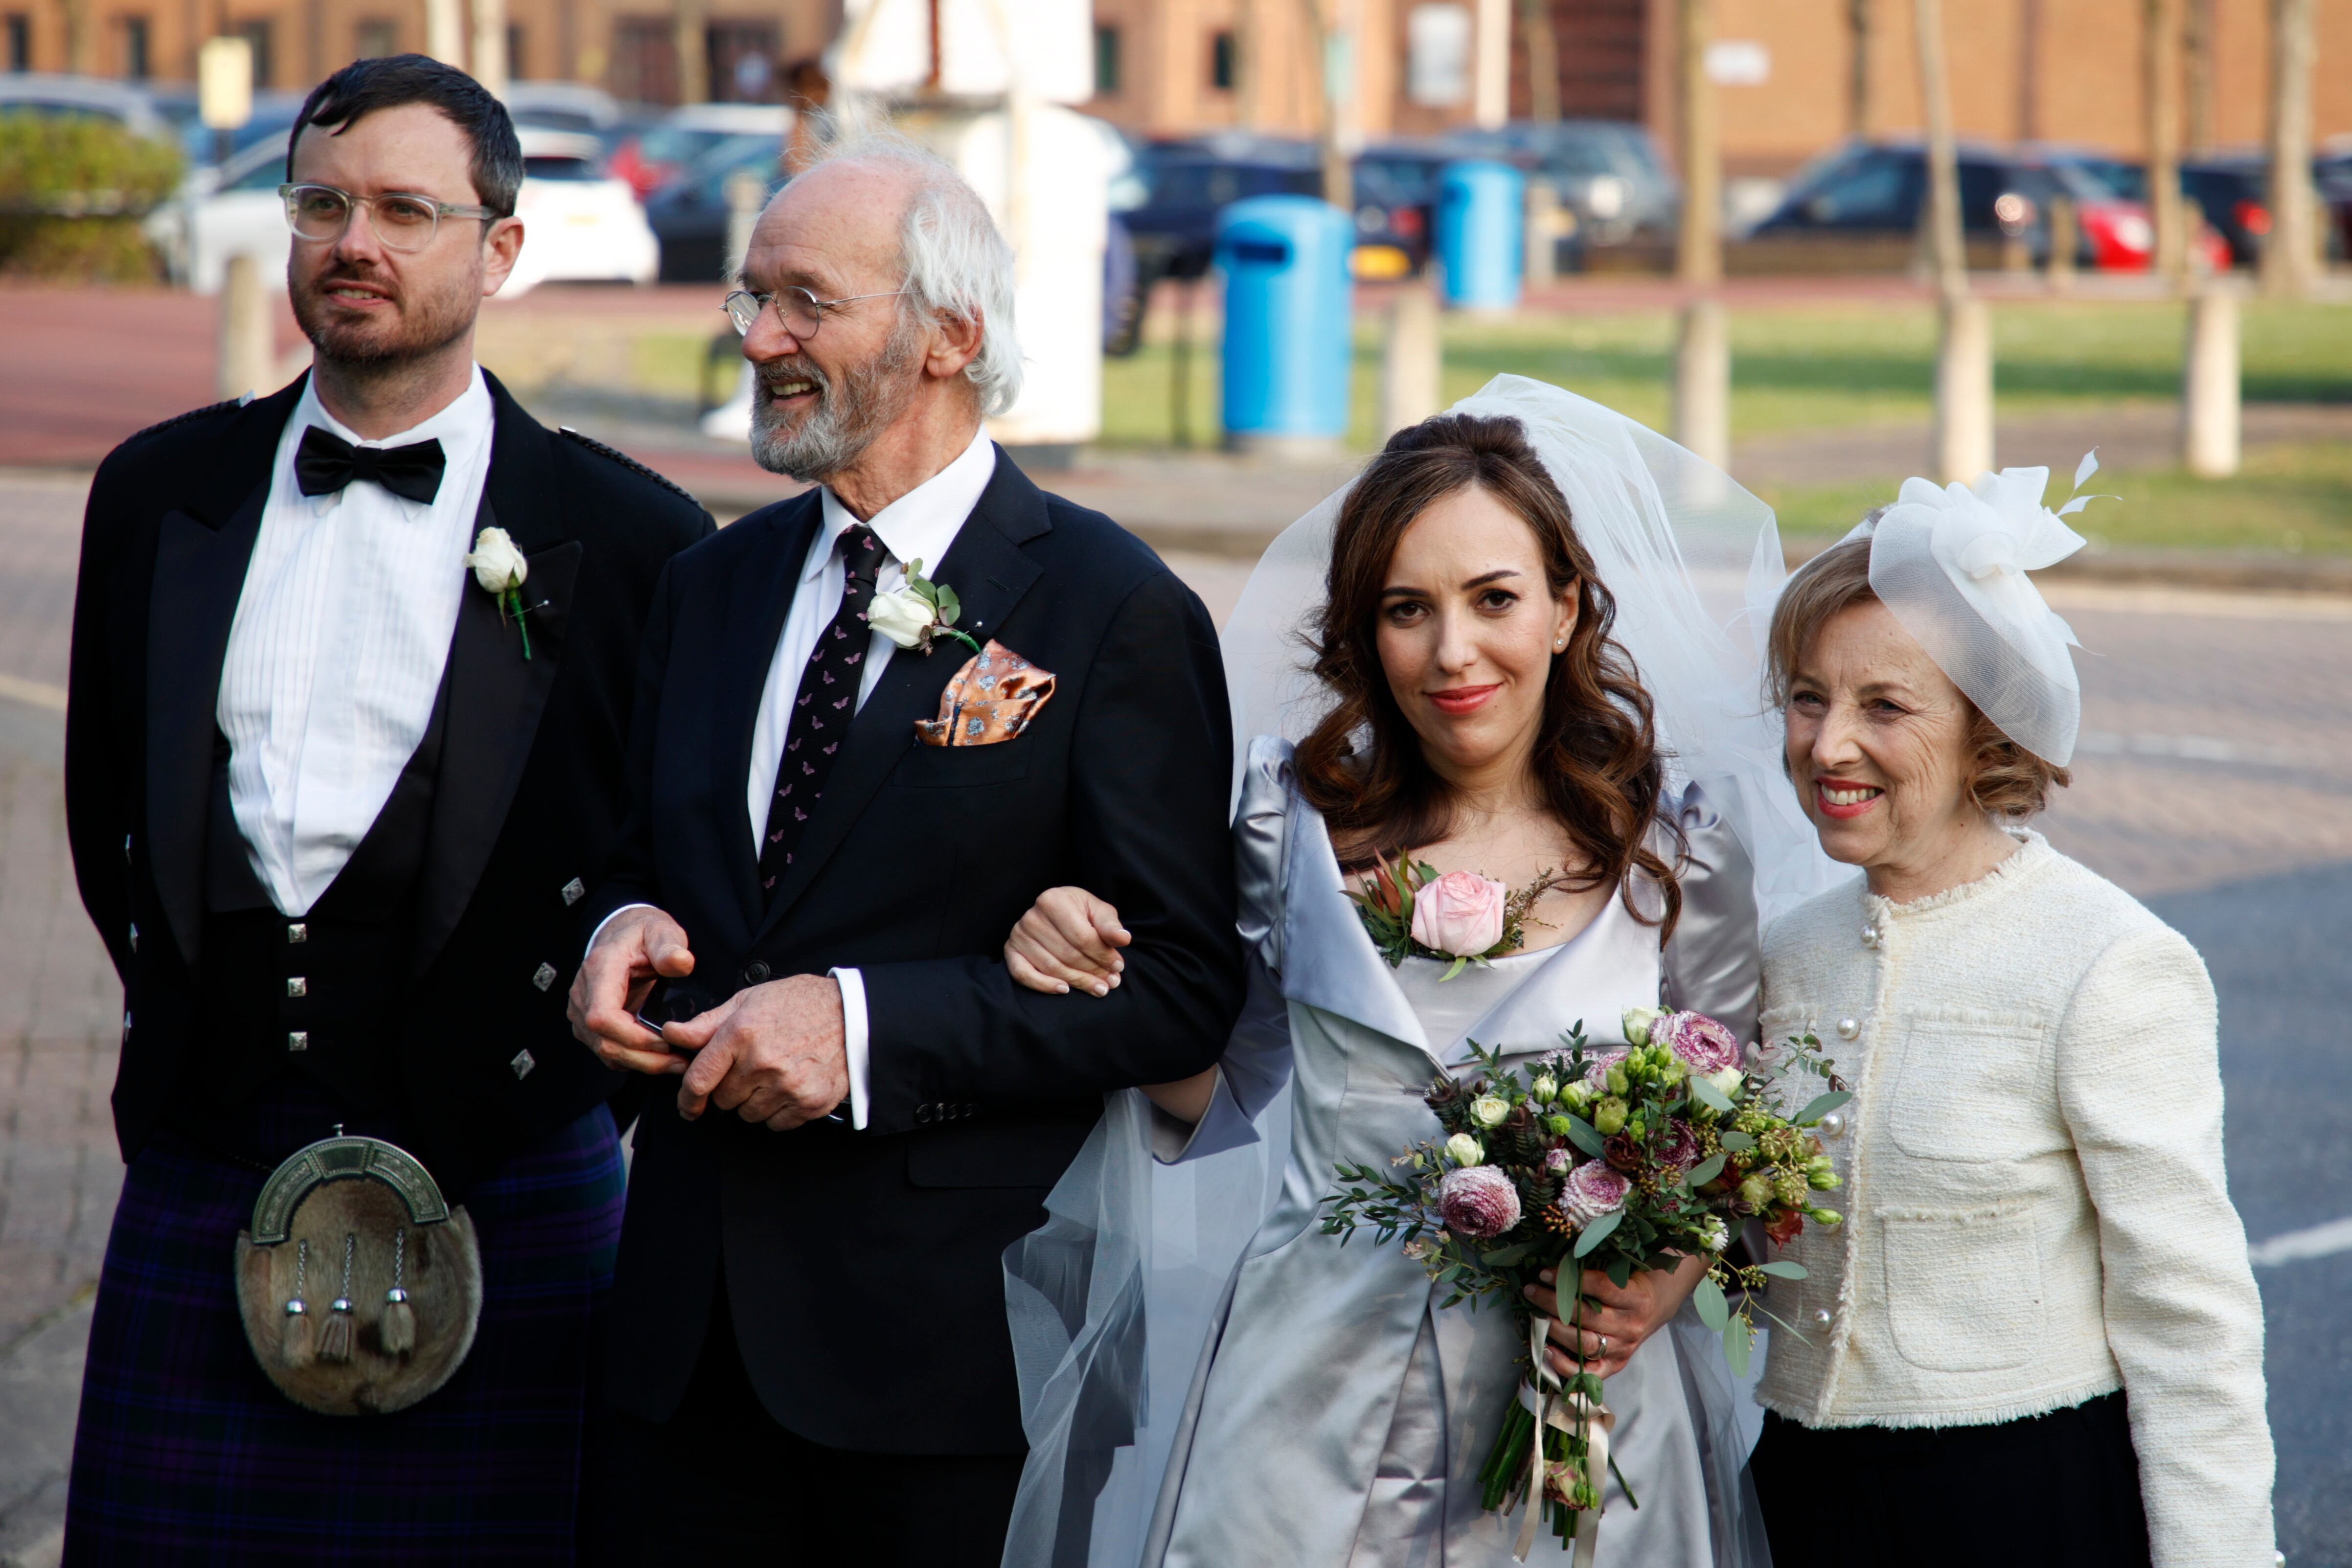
xmin=556 ymin=426 xmax=702 ymax=506
xmin=124 ymin=397 xmax=243 ymax=445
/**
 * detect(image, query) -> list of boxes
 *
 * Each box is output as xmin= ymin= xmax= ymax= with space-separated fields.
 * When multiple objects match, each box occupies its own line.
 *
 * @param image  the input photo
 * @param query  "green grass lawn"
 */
xmin=1101 ymin=296 xmax=2352 ymax=552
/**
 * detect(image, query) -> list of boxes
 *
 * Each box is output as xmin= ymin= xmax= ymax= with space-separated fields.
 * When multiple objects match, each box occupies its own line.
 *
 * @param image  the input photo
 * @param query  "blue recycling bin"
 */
xmin=1436 ymin=160 xmax=1525 ymax=310
xmin=1216 ymin=196 xmax=1353 ymax=447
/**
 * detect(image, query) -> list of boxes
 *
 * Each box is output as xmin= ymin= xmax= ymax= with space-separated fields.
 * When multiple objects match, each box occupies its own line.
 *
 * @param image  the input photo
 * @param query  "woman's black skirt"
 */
xmin=1749 ymin=1392 xmax=2151 ymax=1568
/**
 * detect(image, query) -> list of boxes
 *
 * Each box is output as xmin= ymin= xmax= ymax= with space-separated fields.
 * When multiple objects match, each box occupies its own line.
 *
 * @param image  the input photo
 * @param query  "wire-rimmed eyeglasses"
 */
xmin=724 ymin=286 xmax=908 ymax=340
xmin=279 ymin=183 xmax=502 ymax=252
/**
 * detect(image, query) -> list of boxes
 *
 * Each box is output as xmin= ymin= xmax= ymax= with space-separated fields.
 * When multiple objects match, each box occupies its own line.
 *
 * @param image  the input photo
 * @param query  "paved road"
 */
xmin=0 ymin=470 xmax=2345 ymax=1564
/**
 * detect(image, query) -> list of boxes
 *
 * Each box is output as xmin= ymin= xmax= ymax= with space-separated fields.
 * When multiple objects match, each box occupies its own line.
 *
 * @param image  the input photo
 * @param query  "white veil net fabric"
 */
xmin=1003 ymin=374 xmax=1841 ymax=1568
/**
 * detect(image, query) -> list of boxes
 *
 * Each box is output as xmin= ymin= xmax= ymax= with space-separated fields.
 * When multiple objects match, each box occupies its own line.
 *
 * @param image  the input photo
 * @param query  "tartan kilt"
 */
xmin=64 ymin=1097 xmax=625 ymax=1565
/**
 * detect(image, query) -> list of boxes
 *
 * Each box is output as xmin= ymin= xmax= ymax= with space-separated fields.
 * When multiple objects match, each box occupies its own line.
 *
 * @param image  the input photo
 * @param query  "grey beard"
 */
xmin=750 ymin=318 xmax=923 ymax=481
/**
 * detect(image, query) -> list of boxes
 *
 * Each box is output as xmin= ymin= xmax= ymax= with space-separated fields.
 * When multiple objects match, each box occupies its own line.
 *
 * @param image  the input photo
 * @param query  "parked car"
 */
xmin=500 ymin=128 xmax=659 ymax=295
xmin=609 ymin=102 xmax=791 ymax=200
xmin=144 ymin=85 xmax=309 ymax=166
xmin=149 ymin=127 xmax=658 ymax=295
xmin=502 ymin=82 xmax=629 ymax=136
xmin=643 ymin=131 xmax=785 ymax=283
xmin=0 ymin=72 xmax=170 ymax=137
xmin=1754 ymin=140 xmax=2228 ymax=272
xmin=1444 ymin=118 xmax=1678 ymax=248
xmin=1349 ymin=141 xmax=1450 ymax=277
xmin=1118 ymin=134 xmax=1323 ymax=290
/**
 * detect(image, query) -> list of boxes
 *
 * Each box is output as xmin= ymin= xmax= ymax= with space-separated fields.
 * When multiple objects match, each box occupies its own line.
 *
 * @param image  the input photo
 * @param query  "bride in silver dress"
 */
xmin=995 ymin=379 xmax=1836 ymax=1568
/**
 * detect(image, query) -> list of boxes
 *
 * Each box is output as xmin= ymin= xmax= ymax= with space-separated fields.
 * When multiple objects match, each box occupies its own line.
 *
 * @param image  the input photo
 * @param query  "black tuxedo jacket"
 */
xmin=586 ymin=450 xmax=1244 ymax=1453
xmin=65 ymin=371 xmax=713 ymax=1195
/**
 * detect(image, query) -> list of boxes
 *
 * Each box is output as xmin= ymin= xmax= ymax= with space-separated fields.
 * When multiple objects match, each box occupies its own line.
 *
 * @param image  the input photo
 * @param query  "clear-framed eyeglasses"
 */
xmin=723 ymin=286 xmax=909 ymax=340
xmin=279 ymin=183 xmax=502 ymax=252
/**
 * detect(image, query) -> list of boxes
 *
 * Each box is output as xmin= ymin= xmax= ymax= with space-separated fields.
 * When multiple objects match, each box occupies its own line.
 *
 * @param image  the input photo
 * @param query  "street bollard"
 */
xmin=216 ymin=252 xmax=274 ymax=401
xmin=1934 ymin=296 xmax=1994 ymax=482
xmin=2182 ymin=286 xmax=2241 ymax=477
xmin=1380 ymin=281 xmax=1442 ymax=438
xmin=2045 ymin=195 xmax=2076 ymax=294
xmin=723 ymin=167 xmax=767 ymax=282
xmin=1672 ymin=298 xmax=1730 ymax=469
xmin=1524 ymin=181 xmax=1563 ymax=291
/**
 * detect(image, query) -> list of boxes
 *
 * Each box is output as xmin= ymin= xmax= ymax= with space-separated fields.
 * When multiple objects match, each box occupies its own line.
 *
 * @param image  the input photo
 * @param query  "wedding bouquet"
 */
xmin=1320 ymin=1008 xmax=1850 ymax=1560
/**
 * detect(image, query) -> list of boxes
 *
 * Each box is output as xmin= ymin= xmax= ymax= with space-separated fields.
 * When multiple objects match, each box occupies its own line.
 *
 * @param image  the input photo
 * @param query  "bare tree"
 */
xmin=1299 ymin=0 xmax=1351 ymax=209
xmin=1848 ymin=0 xmax=1873 ymax=139
xmin=1672 ymin=0 xmax=1728 ymax=465
xmin=2185 ymin=0 xmax=2217 ymax=157
xmin=2262 ymin=0 xmax=2321 ymax=297
xmin=2145 ymin=0 xmax=2188 ymax=279
xmin=1917 ymin=0 xmax=1991 ymax=479
xmin=1521 ymin=0 xmax=1561 ymax=122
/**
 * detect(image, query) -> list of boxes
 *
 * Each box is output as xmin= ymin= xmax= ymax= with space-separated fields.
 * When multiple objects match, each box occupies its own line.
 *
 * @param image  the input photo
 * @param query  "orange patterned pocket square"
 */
xmin=914 ymin=640 xmax=1056 ymax=747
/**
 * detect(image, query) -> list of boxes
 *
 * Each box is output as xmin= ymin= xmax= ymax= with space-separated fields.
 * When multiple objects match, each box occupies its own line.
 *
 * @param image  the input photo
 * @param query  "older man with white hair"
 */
xmin=568 ymin=140 xmax=1245 ymax=1562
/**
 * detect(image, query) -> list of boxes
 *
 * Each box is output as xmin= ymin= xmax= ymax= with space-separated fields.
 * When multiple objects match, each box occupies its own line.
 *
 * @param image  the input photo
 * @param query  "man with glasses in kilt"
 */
xmin=61 ymin=54 xmax=709 ymax=1562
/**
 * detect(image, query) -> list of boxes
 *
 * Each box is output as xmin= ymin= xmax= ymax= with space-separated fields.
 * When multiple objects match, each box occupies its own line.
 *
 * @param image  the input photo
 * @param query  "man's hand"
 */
xmin=664 ymin=973 xmax=847 ymax=1130
xmin=568 ymin=906 xmax=696 ymax=1076
xmin=1525 ymin=1254 xmax=1709 ymax=1382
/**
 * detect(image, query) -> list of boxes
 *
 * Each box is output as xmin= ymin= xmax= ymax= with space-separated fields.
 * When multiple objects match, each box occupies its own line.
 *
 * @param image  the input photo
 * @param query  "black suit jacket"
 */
xmin=65 ymin=372 xmax=714 ymax=1195
xmin=586 ymin=450 xmax=1244 ymax=1453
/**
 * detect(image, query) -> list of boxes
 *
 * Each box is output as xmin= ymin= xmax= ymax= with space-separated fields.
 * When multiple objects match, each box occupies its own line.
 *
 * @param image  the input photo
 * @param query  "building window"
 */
xmin=506 ymin=22 xmax=524 ymax=78
xmin=233 ymin=18 xmax=274 ymax=88
xmin=4 ymin=13 xmax=29 ymax=71
xmin=355 ymin=17 xmax=395 ymax=57
xmin=707 ymin=20 xmax=779 ymax=101
xmin=1093 ymin=23 xmax=1119 ymax=95
xmin=1210 ymin=28 xmax=1234 ymax=91
xmin=611 ymin=16 xmax=680 ymax=107
xmin=120 ymin=14 xmax=150 ymax=76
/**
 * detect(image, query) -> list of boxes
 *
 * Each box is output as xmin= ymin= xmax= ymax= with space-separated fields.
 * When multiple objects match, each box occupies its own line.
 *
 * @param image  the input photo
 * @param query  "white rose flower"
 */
xmin=1705 ymin=1067 xmax=1745 ymax=1098
xmin=1621 ymin=1005 xmax=1665 ymax=1046
xmin=867 ymin=588 xmax=936 ymax=649
xmin=1469 ymin=1094 xmax=1510 ymax=1129
xmin=1530 ymin=1074 xmax=1559 ymax=1104
xmin=1445 ymin=1132 xmax=1484 ymax=1167
xmin=463 ymin=527 xmax=528 ymax=594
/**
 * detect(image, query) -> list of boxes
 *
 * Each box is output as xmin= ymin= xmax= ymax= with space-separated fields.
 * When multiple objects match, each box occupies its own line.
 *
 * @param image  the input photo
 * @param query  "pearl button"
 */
xmin=1818 ymin=1111 xmax=1848 ymax=1140
xmin=1835 ymin=1017 xmax=1860 ymax=1040
xmin=1812 ymin=1308 xmax=1833 ymax=1327
xmin=1860 ymin=926 xmax=1879 ymax=948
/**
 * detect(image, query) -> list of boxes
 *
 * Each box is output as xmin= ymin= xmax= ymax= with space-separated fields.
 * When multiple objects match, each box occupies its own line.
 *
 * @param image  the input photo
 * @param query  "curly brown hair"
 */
xmin=1291 ymin=413 xmax=1683 ymax=936
xmin=1766 ymin=533 xmax=2071 ymax=818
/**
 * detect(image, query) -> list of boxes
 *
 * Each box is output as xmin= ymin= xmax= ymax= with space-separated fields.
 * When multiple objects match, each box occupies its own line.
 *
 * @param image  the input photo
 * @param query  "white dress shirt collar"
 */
xmin=286 ymin=365 xmax=496 ymax=521
xmin=809 ymin=425 xmax=997 ymax=586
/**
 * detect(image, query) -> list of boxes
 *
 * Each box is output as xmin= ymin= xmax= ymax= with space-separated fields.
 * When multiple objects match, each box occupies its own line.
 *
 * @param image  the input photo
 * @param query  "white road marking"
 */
xmin=2248 ymin=1216 xmax=2352 ymax=1268
xmin=0 ymin=673 xmax=66 ymax=713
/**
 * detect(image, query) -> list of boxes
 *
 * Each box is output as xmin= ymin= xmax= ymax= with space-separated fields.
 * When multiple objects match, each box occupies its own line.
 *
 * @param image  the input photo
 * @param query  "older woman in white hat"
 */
xmin=1745 ymin=462 xmax=2275 ymax=1568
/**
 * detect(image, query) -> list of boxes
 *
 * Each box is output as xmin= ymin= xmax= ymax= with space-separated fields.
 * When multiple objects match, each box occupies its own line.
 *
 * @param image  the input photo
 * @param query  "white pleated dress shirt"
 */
xmin=598 ymin=426 xmax=996 ymax=1130
xmin=215 ymin=367 xmax=496 ymax=916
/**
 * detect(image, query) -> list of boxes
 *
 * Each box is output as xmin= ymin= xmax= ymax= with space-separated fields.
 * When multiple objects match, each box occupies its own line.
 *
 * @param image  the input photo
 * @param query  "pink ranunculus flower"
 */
xmin=1410 ymin=870 xmax=1508 ymax=957
xmin=1656 ymin=1011 xmax=1743 ymax=1075
xmin=1653 ymin=1117 xmax=1701 ymax=1175
xmin=1543 ymin=1147 xmax=1572 ymax=1173
xmin=1436 ymin=1165 xmax=1522 ymax=1240
xmin=1580 ymin=1046 xmax=1629 ymax=1089
xmin=1557 ymin=1160 xmax=1632 ymax=1228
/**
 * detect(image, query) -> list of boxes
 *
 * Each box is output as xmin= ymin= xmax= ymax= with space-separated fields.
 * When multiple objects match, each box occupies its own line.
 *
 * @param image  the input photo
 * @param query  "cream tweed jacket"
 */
xmin=1754 ymin=831 xmax=2274 ymax=1567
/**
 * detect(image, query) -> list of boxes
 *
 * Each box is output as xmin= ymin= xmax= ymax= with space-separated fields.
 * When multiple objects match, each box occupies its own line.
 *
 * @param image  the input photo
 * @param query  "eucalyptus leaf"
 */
xmin=1793 ymin=1091 xmax=1853 ymax=1125
xmin=1689 ymin=1075 xmax=1735 ymax=1114
xmin=1562 ymin=1116 xmax=1607 ymax=1158
xmin=1572 ymin=1209 xmax=1623 ymax=1258
xmin=1718 ymin=1130 xmax=1756 ymax=1152
xmin=1722 ymin=1317 xmax=1753 ymax=1378
xmin=1685 ymin=1152 xmax=1726 ymax=1188
xmin=1692 ymin=1275 xmax=1731 ymax=1332
xmin=936 ymin=585 xmax=961 ymax=624
xmin=1755 ymin=1260 xmax=1809 ymax=1280
xmin=1482 ymin=1243 xmax=1533 ymax=1267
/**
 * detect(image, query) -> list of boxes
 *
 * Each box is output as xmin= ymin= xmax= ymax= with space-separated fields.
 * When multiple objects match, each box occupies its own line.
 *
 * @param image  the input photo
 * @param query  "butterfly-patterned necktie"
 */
xmin=758 ymin=523 xmax=886 ymax=904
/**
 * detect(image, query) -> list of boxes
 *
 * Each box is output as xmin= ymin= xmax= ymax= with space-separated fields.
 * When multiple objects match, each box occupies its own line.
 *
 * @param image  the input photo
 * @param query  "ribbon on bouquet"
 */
xmin=1513 ymin=1316 xmax=1615 ymax=1566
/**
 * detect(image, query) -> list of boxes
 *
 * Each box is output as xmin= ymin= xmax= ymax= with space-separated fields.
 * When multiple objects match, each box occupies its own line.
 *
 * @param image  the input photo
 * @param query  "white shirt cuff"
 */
xmin=586 ymin=902 xmax=655 ymax=956
xmin=830 ymin=967 xmax=871 ymax=1130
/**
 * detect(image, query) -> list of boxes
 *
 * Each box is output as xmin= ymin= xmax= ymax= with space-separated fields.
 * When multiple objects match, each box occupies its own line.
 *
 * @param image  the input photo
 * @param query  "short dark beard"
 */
xmin=291 ymin=254 xmax=478 ymax=374
xmin=749 ymin=309 xmax=925 ymax=481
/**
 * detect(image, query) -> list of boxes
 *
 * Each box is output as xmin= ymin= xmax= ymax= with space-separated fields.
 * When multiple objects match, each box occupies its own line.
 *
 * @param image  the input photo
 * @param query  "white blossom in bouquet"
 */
xmin=1469 ymin=1094 xmax=1511 ymax=1128
xmin=1445 ymin=1132 xmax=1486 ymax=1167
xmin=1621 ymin=1005 xmax=1664 ymax=1045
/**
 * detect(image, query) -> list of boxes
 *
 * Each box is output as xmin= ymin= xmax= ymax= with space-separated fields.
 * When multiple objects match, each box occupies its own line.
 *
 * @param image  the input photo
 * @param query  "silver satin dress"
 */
xmin=1142 ymin=738 xmax=1765 ymax=1568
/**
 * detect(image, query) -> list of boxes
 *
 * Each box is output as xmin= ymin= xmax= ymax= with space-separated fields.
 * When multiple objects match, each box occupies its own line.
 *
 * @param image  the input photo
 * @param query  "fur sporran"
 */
xmin=233 ymin=1131 xmax=483 ymax=1416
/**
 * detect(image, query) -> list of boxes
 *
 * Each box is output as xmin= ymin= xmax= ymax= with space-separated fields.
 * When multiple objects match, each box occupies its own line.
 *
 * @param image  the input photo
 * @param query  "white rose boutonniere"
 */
xmin=868 ymin=558 xmax=982 ymax=658
xmin=463 ymin=526 xmax=536 ymax=659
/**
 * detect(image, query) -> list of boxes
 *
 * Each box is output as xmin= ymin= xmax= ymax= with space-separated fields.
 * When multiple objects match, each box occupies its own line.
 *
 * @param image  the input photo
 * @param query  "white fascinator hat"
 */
xmin=1841 ymin=453 xmax=2110 ymax=767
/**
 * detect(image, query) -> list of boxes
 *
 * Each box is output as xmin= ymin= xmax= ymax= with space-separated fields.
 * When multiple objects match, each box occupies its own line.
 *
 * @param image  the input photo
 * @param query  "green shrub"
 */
xmin=0 ymin=112 xmax=184 ymax=281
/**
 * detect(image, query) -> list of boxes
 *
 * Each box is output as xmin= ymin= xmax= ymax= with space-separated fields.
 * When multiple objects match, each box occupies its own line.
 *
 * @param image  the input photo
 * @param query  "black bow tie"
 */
xmin=294 ymin=425 xmax=447 ymax=505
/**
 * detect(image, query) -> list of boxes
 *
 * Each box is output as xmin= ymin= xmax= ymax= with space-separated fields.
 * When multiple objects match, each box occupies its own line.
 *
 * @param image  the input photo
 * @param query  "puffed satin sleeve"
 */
xmin=1150 ymin=737 xmax=1298 ymax=1162
xmin=1660 ymin=779 xmax=1763 ymax=1046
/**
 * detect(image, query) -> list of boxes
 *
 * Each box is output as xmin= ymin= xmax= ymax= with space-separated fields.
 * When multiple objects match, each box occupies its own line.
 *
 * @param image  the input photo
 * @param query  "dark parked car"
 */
xmin=1117 ymin=134 xmax=1323 ymax=289
xmin=1348 ymin=141 xmax=1451 ymax=277
xmin=643 ymin=132 xmax=784 ymax=284
xmin=1755 ymin=140 xmax=2229 ymax=271
xmin=1443 ymin=118 xmax=1678 ymax=248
